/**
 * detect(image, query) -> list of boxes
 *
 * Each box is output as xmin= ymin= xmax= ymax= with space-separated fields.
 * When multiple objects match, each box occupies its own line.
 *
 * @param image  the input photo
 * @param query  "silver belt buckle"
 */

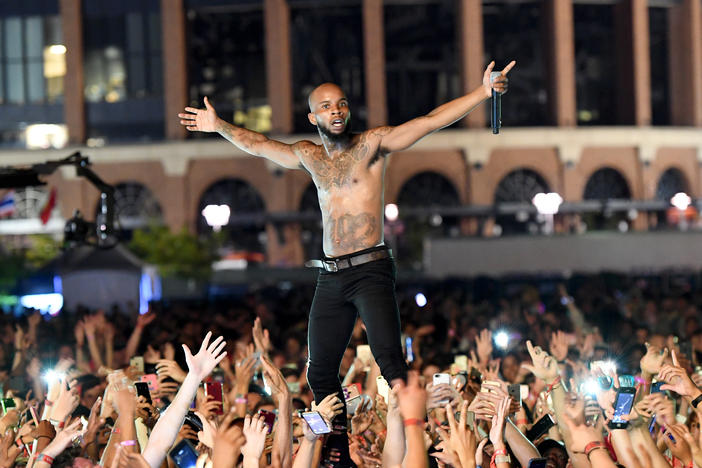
xmin=324 ymin=260 xmax=339 ymax=272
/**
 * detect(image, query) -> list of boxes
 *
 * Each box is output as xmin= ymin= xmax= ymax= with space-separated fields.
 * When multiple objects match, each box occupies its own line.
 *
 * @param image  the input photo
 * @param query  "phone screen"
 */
xmin=1 ymin=398 xmax=16 ymax=414
xmin=526 ymin=414 xmax=555 ymax=441
xmin=405 ymin=337 xmax=414 ymax=363
xmin=651 ymin=382 xmax=664 ymax=394
xmin=302 ymin=411 xmax=331 ymax=435
xmin=648 ymin=414 xmax=657 ymax=435
xmin=204 ymin=382 xmax=224 ymax=415
xmin=258 ymin=409 xmax=276 ymax=434
xmin=612 ymin=390 xmax=635 ymax=423
xmin=135 ymin=381 xmax=152 ymax=405
xmin=528 ymin=458 xmax=547 ymax=468
xmin=169 ymin=439 xmax=199 ymax=468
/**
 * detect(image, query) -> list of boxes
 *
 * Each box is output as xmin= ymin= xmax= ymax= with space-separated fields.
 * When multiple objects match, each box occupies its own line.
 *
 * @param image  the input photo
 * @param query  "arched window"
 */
xmin=396 ymin=171 xmax=460 ymax=268
xmin=656 ymin=168 xmax=688 ymax=202
xmin=655 ymin=168 xmax=689 ymax=229
xmin=583 ymin=167 xmax=631 ymax=231
xmin=100 ymin=182 xmax=163 ymax=233
xmin=299 ymin=182 xmax=323 ymax=259
xmin=197 ymin=178 xmax=266 ymax=253
xmin=493 ymin=168 xmax=550 ymax=235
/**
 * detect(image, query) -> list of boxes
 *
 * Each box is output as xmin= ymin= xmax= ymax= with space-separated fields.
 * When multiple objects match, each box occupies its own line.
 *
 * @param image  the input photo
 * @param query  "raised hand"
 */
xmin=640 ymin=343 xmax=668 ymax=376
xmin=212 ymin=411 xmax=247 ymax=468
xmin=488 ymin=396 xmax=511 ymax=450
xmin=183 ymin=332 xmax=227 ymax=381
xmin=50 ymin=379 xmax=80 ymax=423
xmin=475 ymin=329 xmax=493 ymax=365
xmin=312 ymin=393 xmax=344 ymax=426
xmin=41 ymin=418 xmax=85 ymax=458
xmin=396 ymin=370 xmax=428 ymax=421
xmin=523 ymin=340 xmax=559 ymax=383
xmin=259 ymin=354 xmax=290 ymax=402
xmin=252 ymin=317 xmax=272 ymax=355
xmin=549 ymin=331 xmax=569 ymax=363
xmin=179 ymin=97 xmax=219 ymax=133
xmin=241 ymin=414 xmax=268 ymax=462
xmin=659 ymin=350 xmax=701 ymax=399
xmin=156 ymin=359 xmax=186 ymax=383
xmin=136 ymin=312 xmax=156 ymax=330
xmin=663 ymin=424 xmax=694 ymax=466
xmin=482 ymin=60 xmax=516 ymax=98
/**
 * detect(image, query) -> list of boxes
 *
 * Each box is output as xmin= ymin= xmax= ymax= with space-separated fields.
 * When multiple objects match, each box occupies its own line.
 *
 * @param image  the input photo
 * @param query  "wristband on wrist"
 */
xmin=234 ymin=397 xmax=248 ymax=404
xmin=515 ymin=418 xmax=528 ymax=425
xmin=44 ymin=399 xmax=53 ymax=407
xmin=35 ymin=454 xmax=55 ymax=465
xmin=49 ymin=419 xmax=65 ymax=429
xmin=111 ymin=427 xmax=121 ymax=434
xmin=403 ymin=418 xmax=424 ymax=427
xmin=546 ymin=376 xmax=561 ymax=394
xmin=691 ymin=393 xmax=702 ymax=409
xmin=120 ymin=440 xmax=137 ymax=446
xmin=584 ymin=441 xmax=606 ymax=459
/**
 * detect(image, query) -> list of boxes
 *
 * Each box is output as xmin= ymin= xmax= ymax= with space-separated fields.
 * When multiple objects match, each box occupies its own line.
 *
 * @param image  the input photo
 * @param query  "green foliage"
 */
xmin=0 ymin=248 xmax=24 ymax=294
xmin=25 ymin=235 xmax=61 ymax=269
xmin=129 ymin=226 xmax=216 ymax=280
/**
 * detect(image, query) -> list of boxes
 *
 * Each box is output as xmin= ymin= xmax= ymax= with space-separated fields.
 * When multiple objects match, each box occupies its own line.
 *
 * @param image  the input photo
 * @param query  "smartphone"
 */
xmin=183 ymin=411 xmax=203 ymax=433
xmin=356 ymin=345 xmax=373 ymax=371
xmin=346 ymin=395 xmax=362 ymax=415
xmin=433 ymin=373 xmax=451 ymax=386
xmin=301 ymin=411 xmax=331 ymax=435
xmin=452 ymin=371 xmax=468 ymax=392
xmin=141 ymin=374 xmax=159 ymax=393
xmin=169 ymin=439 xmax=199 ymax=468
xmin=651 ymin=381 xmax=665 ymax=394
xmin=528 ymin=458 xmax=547 ymax=468
xmin=134 ymin=381 xmax=152 ymax=405
xmin=508 ymin=384 xmax=525 ymax=405
xmin=130 ymin=356 xmax=145 ymax=374
xmin=377 ymin=376 xmax=390 ymax=402
xmin=405 ymin=337 xmax=414 ymax=363
xmin=343 ymin=383 xmax=361 ymax=401
xmin=204 ymin=382 xmax=224 ymax=415
xmin=1 ymin=398 xmax=16 ymax=414
xmin=258 ymin=409 xmax=276 ymax=434
xmin=525 ymin=414 xmax=555 ymax=441
xmin=610 ymin=387 xmax=636 ymax=429
xmin=648 ymin=414 xmax=657 ymax=435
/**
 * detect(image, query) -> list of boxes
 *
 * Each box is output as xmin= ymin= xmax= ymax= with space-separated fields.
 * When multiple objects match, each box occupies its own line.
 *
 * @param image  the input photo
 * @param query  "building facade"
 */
xmin=1 ymin=0 xmax=702 ymax=267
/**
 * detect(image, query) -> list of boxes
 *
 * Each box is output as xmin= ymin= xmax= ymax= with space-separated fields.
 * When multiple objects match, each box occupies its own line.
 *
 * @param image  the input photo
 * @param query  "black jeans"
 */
xmin=307 ymin=246 xmax=408 ymax=466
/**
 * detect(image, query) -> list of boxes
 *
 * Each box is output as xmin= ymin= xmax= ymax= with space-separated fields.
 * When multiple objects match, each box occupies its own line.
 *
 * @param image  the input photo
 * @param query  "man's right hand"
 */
xmin=179 ymin=97 xmax=219 ymax=132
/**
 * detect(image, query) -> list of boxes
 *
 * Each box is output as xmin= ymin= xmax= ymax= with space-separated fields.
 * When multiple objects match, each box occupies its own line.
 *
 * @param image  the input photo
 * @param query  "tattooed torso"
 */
xmin=296 ymin=128 xmax=391 ymax=257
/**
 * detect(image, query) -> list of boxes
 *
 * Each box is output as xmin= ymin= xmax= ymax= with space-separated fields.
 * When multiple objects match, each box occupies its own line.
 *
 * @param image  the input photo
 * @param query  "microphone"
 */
xmin=490 ymin=71 xmax=502 ymax=134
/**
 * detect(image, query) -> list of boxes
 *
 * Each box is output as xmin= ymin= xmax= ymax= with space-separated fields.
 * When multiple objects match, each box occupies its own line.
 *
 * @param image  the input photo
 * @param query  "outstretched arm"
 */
xmin=179 ymin=97 xmax=307 ymax=170
xmin=379 ymin=60 xmax=515 ymax=153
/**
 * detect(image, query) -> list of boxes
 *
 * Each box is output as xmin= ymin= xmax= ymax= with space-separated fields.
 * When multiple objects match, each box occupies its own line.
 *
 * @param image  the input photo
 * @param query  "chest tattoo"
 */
xmin=309 ymin=134 xmax=374 ymax=190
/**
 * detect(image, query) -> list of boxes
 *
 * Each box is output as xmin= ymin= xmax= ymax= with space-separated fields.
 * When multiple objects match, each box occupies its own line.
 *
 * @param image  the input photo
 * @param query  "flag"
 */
xmin=40 ymin=187 xmax=57 ymax=225
xmin=0 ymin=191 xmax=15 ymax=217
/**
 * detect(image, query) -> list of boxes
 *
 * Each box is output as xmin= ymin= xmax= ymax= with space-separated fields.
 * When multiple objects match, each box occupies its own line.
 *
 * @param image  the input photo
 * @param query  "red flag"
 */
xmin=40 ymin=188 xmax=57 ymax=225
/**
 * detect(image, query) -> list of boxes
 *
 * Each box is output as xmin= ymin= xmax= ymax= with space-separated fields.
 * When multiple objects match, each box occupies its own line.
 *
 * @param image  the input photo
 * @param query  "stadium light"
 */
xmin=671 ymin=192 xmax=691 ymax=211
xmin=532 ymin=192 xmax=563 ymax=215
xmin=385 ymin=203 xmax=399 ymax=222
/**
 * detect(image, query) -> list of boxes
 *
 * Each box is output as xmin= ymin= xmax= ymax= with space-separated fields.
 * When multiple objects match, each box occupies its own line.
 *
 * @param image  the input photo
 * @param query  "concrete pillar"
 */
xmin=59 ymin=0 xmax=86 ymax=144
xmin=458 ymin=0 xmax=485 ymax=128
xmin=161 ymin=0 xmax=188 ymax=140
xmin=264 ymin=0 xmax=293 ymax=134
xmin=363 ymin=0 xmax=387 ymax=128
xmin=668 ymin=0 xmax=702 ymax=126
xmin=544 ymin=0 xmax=576 ymax=127
xmin=614 ymin=0 xmax=651 ymax=125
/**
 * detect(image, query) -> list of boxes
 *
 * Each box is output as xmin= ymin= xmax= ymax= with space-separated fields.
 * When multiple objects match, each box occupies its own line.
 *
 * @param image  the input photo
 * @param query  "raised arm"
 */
xmin=378 ymin=60 xmax=515 ymax=153
xmin=179 ymin=97 xmax=307 ymax=170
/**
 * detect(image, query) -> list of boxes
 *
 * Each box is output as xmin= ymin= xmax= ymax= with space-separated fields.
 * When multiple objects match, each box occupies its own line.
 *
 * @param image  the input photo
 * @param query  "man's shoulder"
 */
xmin=361 ymin=126 xmax=394 ymax=140
xmin=291 ymin=140 xmax=321 ymax=155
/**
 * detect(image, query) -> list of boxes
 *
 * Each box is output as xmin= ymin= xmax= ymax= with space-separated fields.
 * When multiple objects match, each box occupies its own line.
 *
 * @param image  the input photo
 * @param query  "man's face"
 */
xmin=308 ymin=84 xmax=352 ymax=140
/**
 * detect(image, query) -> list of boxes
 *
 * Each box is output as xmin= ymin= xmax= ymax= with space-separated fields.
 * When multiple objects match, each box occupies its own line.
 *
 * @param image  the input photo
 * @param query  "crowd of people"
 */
xmin=0 ymin=275 xmax=701 ymax=468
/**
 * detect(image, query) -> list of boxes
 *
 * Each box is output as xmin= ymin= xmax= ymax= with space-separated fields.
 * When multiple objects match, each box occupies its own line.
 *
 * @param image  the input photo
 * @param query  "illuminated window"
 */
xmin=187 ymin=4 xmax=268 ymax=135
xmin=0 ymin=15 xmax=64 ymax=105
xmin=385 ymin=0 xmax=458 ymax=126
xmin=83 ymin=1 xmax=162 ymax=103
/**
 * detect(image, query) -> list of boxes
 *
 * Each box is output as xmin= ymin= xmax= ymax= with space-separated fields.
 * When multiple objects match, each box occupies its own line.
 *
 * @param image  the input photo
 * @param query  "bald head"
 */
xmin=308 ymin=83 xmax=346 ymax=112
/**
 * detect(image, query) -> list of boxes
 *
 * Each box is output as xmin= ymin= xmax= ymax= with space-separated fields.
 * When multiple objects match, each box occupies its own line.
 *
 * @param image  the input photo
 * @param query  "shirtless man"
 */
xmin=179 ymin=59 xmax=514 ymax=465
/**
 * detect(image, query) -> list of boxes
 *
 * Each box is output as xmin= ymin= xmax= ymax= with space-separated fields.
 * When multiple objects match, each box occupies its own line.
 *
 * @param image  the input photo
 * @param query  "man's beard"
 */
xmin=318 ymin=120 xmax=352 ymax=142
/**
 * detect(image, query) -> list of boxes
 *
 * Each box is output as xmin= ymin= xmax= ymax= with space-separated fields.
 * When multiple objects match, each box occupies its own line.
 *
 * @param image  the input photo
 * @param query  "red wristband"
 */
xmin=515 ymin=418 xmax=528 ymax=425
xmin=35 ymin=454 xmax=55 ymax=465
xmin=546 ymin=376 xmax=561 ymax=394
xmin=44 ymin=399 xmax=53 ymax=407
xmin=403 ymin=418 xmax=424 ymax=427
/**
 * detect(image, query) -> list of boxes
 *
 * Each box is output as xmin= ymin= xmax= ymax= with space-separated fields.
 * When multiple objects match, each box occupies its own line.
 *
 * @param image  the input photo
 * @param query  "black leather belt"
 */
xmin=305 ymin=248 xmax=392 ymax=272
